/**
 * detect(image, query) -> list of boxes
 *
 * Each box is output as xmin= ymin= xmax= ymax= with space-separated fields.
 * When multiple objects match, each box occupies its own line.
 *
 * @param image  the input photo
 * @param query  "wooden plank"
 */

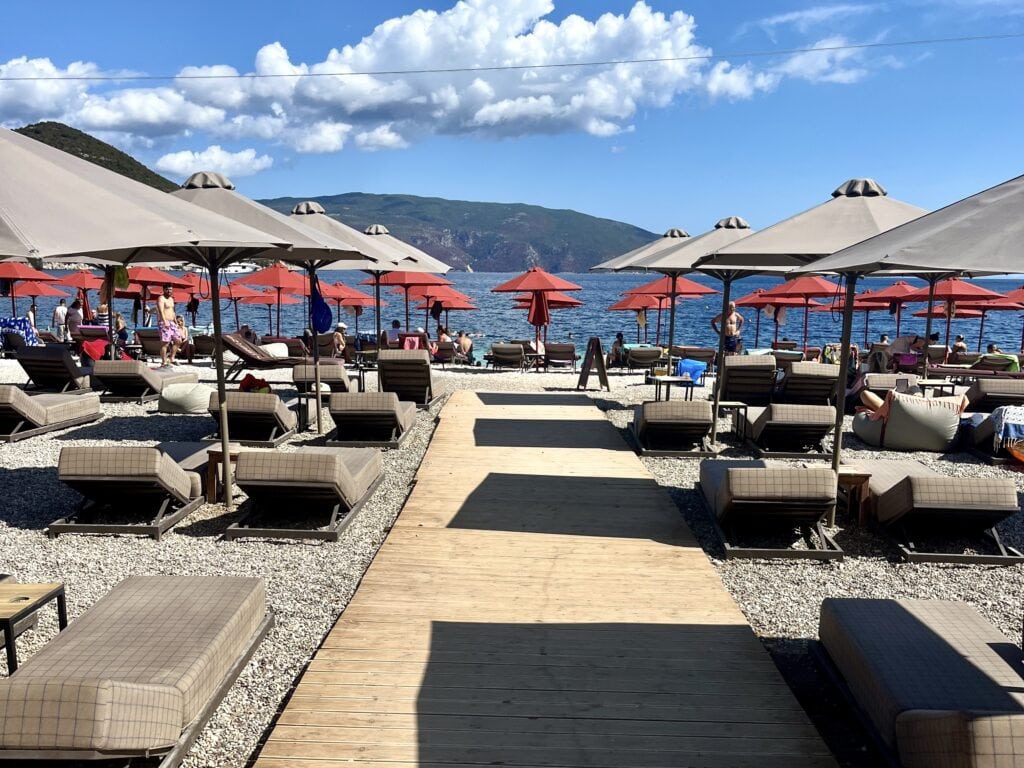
xmin=254 ymin=390 xmax=835 ymax=767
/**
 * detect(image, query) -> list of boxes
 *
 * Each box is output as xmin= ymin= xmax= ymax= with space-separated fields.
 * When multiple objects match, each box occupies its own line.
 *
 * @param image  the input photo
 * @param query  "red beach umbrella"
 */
xmin=609 ymin=294 xmax=666 ymax=343
xmin=955 ymin=297 xmax=1024 ymax=352
xmin=221 ymin=281 xmax=265 ymax=330
xmin=235 ymin=263 xmax=307 ymax=336
xmin=735 ymin=288 xmax=824 ymax=347
xmin=865 ymin=280 xmax=919 ymax=336
xmin=359 ymin=271 xmax=452 ymax=331
xmin=813 ymin=288 xmax=890 ymax=347
xmin=56 ymin=271 xmax=104 ymax=290
xmin=760 ymin=276 xmax=840 ymax=349
xmin=1004 ymin=286 xmax=1024 ymax=351
xmin=7 ymin=280 xmax=66 ymax=316
xmin=493 ymin=268 xmax=582 ymax=358
xmin=625 ymin=274 xmax=715 ymax=346
xmin=241 ymin=290 xmax=301 ymax=336
xmin=125 ymin=266 xmax=190 ymax=289
xmin=904 ymin=278 xmax=1004 ymax=348
xmin=0 ymin=262 xmax=57 ymax=314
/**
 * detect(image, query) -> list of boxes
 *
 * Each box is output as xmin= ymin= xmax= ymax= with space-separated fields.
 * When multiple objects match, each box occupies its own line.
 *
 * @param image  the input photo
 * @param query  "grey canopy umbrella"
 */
xmin=592 ymin=228 xmax=690 ymax=272
xmin=0 ymin=128 xmax=289 ymax=510
xmin=796 ymin=174 xmax=1022 ymax=469
xmin=697 ymin=179 xmax=927 ymax=447
xmin=173 ymin=173 xmax=385 ymax=435
xmin=288 ymin=202 xmax=445 ymax=343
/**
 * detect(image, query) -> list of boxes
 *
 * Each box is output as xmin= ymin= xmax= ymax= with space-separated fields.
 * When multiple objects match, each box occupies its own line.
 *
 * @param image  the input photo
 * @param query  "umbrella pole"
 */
xmin=709 ymin=275 xmax=733 ymax=446
xmin=105 ymin=266 xmax=116 ymax=360
xmin=209 ymin=262 xmax=234 ymax=512
xmin=308 ymin=267 xmax=323 ymax=435
xmin=404 ymin=288 xmax=410 ymax=331
xmin=924 ymin=278 xmax=937 ymax=352
xmin=978 ymin=312 xmax=986 ymax=353
xmin=233 ymin=299 xmax=240 ymax=330
xmin=896 ymin=304 xmax=902 ymax=337
xmin=864 ymin=311 xmax=869 ymax=348
xmin=665 ymin=275 xmax=679 ymax=377
xmin=831 ymin=275 xmax=858 ymax=473
xmin=276 ymin=288 xmax=282 ymax=337
xmin=656 ymin=306 xmax=662 ymax=346
xmin=803 ymin=300 xmax=810 ymax=350
xmin=754 ymin=311 xmax=761 ymax=348
xmin=945 ymin=312 xmax=952 ymax=360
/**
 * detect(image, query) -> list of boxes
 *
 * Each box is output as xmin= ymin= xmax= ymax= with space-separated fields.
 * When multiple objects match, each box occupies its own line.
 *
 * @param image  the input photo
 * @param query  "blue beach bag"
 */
xmin=674 ymin=359 xmax=707 ymax=383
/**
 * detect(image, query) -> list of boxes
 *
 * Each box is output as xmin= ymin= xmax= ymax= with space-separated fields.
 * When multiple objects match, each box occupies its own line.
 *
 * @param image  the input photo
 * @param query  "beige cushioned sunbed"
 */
xmin=328 ymin=392 xmax=416 ymax=446
xmin=91 ymin=360 xmax=198 ymax=402
xmin=0 ymin=385 xmax=101 ymax=442
xmin=0 ymin=575 xmax=267 ymax=754
xmin=820 ymin=597 xmax=1024 ymax=768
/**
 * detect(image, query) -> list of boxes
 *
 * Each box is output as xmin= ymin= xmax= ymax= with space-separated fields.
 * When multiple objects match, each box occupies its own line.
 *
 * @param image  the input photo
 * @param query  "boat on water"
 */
xmin=182 ymin=261 xmax=260 ymax=274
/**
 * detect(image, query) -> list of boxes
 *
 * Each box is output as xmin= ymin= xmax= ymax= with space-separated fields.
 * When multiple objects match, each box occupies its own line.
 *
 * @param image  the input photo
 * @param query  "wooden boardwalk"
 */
xmin=254 ymin=391 xmax=835 ymax=767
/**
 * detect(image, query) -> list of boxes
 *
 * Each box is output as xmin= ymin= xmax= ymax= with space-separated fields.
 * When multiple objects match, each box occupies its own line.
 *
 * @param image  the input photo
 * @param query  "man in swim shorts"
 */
xmin=157 ymin=284 xmax=182 ymax=367
xmin=711 ymin=301 xmax=745 ymax=355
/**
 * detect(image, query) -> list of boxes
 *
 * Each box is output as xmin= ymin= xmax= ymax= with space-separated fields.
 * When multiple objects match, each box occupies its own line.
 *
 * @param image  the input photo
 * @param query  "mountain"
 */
xmin=13 ymin=121 xmax=178 ymax=193
xmin=260 ymin=192 xmax=658 ymax=272
xmin=13 ymin=121 xmax=658 ymax=271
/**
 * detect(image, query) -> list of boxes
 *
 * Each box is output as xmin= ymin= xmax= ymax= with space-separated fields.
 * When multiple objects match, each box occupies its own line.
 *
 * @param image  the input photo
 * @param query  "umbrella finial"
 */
xmin=714 ymin=217 xmax=750 ymax=230
xmin=182 ymin=171 xmax=235 ymax=190
xmin=292 ymin=201 xmax=325 ymax=215
xmin=832 ymin=178 xmax=887 ymax=198
xmin=662 ymin=228 xmax=689 ymax=238
xmin=364 ymin=224 xmax=390 ymax=235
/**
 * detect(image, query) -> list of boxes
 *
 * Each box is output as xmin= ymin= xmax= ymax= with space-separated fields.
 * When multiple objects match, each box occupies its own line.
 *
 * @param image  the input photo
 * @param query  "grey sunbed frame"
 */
xmin=883 ymin=507 xmax=1023 ymax=565
xmin=326 ymin=412 xmax=413 ymax=449
xmin=0 ymin=392 xmax=101 ymax=443
xmin=697 ymin=481 xmax=843 ymax=561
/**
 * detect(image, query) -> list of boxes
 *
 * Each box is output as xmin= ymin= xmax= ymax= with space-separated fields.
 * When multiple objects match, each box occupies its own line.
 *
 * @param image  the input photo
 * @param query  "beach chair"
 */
xmin=859 ymin=372 xmax=919 ymax=400
xmin=0 ymin=332 xmax=26 ymax=359
xmin=817 ymin=598 xmax=1024 ymax=768
xmin=852 ymin=458 xmax=1022 ymax=564
xmin=772 ymin=348 xmax=804 ymax=372
xmin=207 ymin=391 xmax=298 ymax=448
xmin=133 ymin=328 xmax=165 ymax=361
xmin=260 ymin=335 xmax=308 ymax=357
xmin=328 ymin=392 xmax=416 ymax=448
xmin=771 ymin=340 xmax=798 ymax=351
xmin=91 ymin=360 xmax=199 ymax=403
xmin=925 ymin=345 xmax=948 ymax=366
xmin=697 ymin=459 xmax=841 ymax=559
xmin=192 ymin=334 xmax=215 ymax=358
xmin=0 ymin=575 xmax=272 ymax=766
xmin=625 ymin=346 xmax=663 ymax=372
xmin=228 ymin=446 xmax=383 ymax=541
xmin=51 ymin=446 xmax=204 ymax=539
xmin=972 ymin=354 xmax=1016 ymax=372
xmin=220 ymin=333 xmax=307 ymax=380
xmin=963 ymin=378 xmax=1024 ymax=412
xmin=542 ymin=343 xmax=579 ymax=371
xmin=718 ymin=354 xmax=777 ymax=405
xmin=486 ymin=343 xmax=526 ymax=370
xmin=0 ymin=385 xmax=101 ymax=442
xmin=632 ymin=400 xmax=715 ymax=456
xmin=378 ymin=349 xmax=435 ymax=406
xmin=677 ymin=346 xmax=717 ymax=377
xmin=434 ymin=340 xmax=457 ymax=368
xmin=775 ymin=361 xmax=839 ymax=404
xmin=291 ymin=362 xmax=356 ymax=393
xmin=16 ymin=345 xmax=92 ymax=392
xmin=739 ymin=403 xmax=835 ymax=459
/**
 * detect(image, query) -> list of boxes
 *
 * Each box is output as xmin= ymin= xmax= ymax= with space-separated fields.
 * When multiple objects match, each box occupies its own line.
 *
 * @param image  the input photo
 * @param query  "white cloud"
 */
xmin=354 ymin=124 xmax=410 ymax=151
xmin=154 ymin=145 xmax=272 ymax=178
xmin=0 ymin=0 xmax=901 ymax=164
xmin=741 ymin=4 xmax=879 ymax=38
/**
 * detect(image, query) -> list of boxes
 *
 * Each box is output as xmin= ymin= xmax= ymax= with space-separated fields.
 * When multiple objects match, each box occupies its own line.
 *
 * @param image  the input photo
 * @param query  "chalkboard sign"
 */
xmin=576 ymin=336 xmax=610 ymax=391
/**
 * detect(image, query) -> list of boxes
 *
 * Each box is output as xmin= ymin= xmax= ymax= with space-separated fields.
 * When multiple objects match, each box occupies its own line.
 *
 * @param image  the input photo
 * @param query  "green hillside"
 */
xmin=261 ymin=192 xmax=657 ymax=272
xmin=14 ymin=121 xmax=178 ymax=192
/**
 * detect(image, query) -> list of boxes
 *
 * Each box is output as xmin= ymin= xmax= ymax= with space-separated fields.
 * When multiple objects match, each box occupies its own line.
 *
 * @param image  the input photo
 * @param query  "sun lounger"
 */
xmin=221 ymin=333 xmax=340 ymax=381
xmin=850 ymin=458 xmax=1022 ymax=563
xmin=625 ymin=346 xmax=663 ymax=372
xmin=327 ymin=392 xmax=416 ymax=448
xmin=719 ymin=354 xmax=777 ymax=405
xmin=192 ymin=334 xmax=215 ymax=358
xmin=377 ymin=349 xmax=435 ymax=406
xmin=963 ymin=378 xmax=1024 ymax=412
xmin=772 ymin=348 xmax=804 ymax=371
xmin=817 ymin=597 xmax=1024 ymax=768
xmin=0 ymin=575 xmax=272 ymax=766
xmin=860 ymin=372 xmax=919 ymax=399
xmin=207 ymin=391 xmax=298 ymax=448
xmin=91 ymin=360 xmax=199 ymax=403
xmin=775 ymin=361 xmax=839 ymax=404
xmin=16 ymin=345 xmax=92 ymax=392
xmin=432 ymin=340 xmax=457 ymax=368
xmin=229 ymin=446 xmax=383 ymax=541
xmin=697 ymin=459 xmax=841 ymax=560
xmin=0 ymin=331 xmax=27 ymax=359
xmin=133 ymin=328 xmax=165 ymax=361
xmin=0 ymin=386 xmax=101 ymax=443
xmin=291 ymin=363 xmax=355 ymax=393
xmin=632 ymin=400 xmax=715 ymax=456
xmin=542 ymin=343 xmax=579 ymax=371
xmin=486 ymin=343 xmax=526 ymax=370
xmin=771 ymin=340 xmax=798 ymax=351
xmin=740 ymin=403 xmax=835 ymax=458
xmin=51 ymin=446 xmax=204 ymax=540
xmin=675 ymin=346 xmax=716 ymax=379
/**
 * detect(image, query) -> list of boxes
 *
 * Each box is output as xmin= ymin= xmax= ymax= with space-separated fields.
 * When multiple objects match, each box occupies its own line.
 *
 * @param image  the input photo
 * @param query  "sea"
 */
xmin=27 ymin=271 xmax=1024 ymax=355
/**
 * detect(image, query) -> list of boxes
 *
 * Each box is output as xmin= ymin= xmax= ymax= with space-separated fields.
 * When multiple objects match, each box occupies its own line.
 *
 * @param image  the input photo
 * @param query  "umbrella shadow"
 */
xmin=0 ymin=467 xmax=76 ymax=531
xmin=55 ymin=414 xmax=212 ymax=442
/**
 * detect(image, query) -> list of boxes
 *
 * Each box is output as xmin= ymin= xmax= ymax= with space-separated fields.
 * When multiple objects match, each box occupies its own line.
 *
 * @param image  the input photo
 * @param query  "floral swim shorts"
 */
xmin=159 ymin=321 xmax=183 ymax=344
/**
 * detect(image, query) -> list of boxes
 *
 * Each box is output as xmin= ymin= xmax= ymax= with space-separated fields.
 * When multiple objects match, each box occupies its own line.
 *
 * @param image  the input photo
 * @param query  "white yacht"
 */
xmin=222 ymin=262 xmax=260 ymax=274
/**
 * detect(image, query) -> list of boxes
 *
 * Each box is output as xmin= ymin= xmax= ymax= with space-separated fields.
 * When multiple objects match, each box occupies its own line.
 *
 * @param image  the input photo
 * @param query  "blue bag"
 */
xmin=309 ymin=276 xmax=333 ymax=334
xmin=674 ymin=359 xmax=707 ymax=383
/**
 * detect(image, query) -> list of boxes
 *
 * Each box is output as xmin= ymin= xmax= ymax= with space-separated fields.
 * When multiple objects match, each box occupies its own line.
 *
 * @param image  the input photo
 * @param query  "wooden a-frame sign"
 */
xmin=576 ymin=336 xmax=610 ymax=391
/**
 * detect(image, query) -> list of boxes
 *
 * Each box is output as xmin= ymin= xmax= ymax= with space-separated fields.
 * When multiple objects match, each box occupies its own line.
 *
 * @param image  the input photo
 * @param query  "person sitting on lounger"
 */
xmin=456 ymin=330 xmax=475 ymax=364
xmin=332 ymin=322 xmax=348 ymax=358
xmin=386 ymin=319 xmax=402 ymax=346
xmin=606 ymin=332 xmax=625 ymax=368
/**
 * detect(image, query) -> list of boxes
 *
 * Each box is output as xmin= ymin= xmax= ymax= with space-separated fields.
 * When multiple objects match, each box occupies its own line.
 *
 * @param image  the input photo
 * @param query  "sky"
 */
xmin=2 ymin=1 xmax=1022 ymax=234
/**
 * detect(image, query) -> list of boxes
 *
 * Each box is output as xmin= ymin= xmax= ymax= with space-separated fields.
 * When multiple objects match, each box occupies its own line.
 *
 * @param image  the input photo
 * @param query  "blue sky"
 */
xmin=2 ymin=1 xmax=1022 ymax=233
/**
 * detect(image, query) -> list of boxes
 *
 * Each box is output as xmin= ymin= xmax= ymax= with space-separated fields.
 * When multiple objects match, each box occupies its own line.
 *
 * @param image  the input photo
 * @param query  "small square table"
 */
xmin=206 ymin=444 xmax=242 ymax=503
xmin=837 ymin=466 xmax=872 ymax=526
xmin=646 ymin=374 xmax=696 ymax=401
xmin=0 ymin=582 xmax=67 ymax=673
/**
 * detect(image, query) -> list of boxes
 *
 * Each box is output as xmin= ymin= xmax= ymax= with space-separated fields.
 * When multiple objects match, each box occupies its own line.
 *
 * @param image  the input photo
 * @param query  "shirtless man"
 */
xmin=156 ymin=284 xmax=182 ymax=367
xmin=711 ymin=301 xmax=745 ymax=355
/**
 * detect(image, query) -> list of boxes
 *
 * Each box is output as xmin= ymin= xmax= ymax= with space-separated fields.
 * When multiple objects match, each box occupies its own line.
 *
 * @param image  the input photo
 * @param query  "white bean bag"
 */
xmin=260 ymin=342 xmax=289 ymax=359
xmin=159 ymin=382 xmax=216 ymax=414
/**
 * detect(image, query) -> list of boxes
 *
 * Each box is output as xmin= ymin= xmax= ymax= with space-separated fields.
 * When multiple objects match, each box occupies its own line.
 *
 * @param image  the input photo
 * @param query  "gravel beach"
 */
xmin=1 ymin=358 xmax=1020 ymax=767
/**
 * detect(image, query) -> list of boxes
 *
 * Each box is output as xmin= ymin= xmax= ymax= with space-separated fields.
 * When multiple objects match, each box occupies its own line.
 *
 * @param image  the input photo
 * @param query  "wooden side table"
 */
xmin=837 ymin=467 xmax=872 ymax=526
xmin=0 ymin=582 xmax=67 ymax=673
xmin=206 ymin=445 xmax=241 ymax=503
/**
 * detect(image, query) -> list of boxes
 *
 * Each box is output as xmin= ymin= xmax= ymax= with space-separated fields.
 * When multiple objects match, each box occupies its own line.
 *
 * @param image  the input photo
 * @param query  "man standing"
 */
xmin=711 ymin=301 xmax=745 ymax=355
xmin=157 ymin=284 xmax=182 ymax=367
xmin=66 ymin=299 xmax=84 ymax=338
xmin=51 ymin=298 xmax=68 ymax=341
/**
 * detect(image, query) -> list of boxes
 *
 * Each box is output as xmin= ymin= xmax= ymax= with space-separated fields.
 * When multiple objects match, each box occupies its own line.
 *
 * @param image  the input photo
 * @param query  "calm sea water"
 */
xmin=30 ymin=271 xmax=1024 ymax=354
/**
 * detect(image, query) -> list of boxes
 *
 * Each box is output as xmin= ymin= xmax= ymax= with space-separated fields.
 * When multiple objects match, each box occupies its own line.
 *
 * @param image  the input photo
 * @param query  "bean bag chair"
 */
xmin=260 ymin=342 xmax=289 ymax=359
xmin=159 ymin=382 xmax=216 ymax=414
xmin=852 ymin=391 xmax=963 ymax=452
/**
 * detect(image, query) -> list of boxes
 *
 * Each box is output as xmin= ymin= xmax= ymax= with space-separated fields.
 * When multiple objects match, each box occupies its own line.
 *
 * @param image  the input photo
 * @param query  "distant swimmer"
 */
xmin=711 ymin=301 xmax=745 ymax=355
